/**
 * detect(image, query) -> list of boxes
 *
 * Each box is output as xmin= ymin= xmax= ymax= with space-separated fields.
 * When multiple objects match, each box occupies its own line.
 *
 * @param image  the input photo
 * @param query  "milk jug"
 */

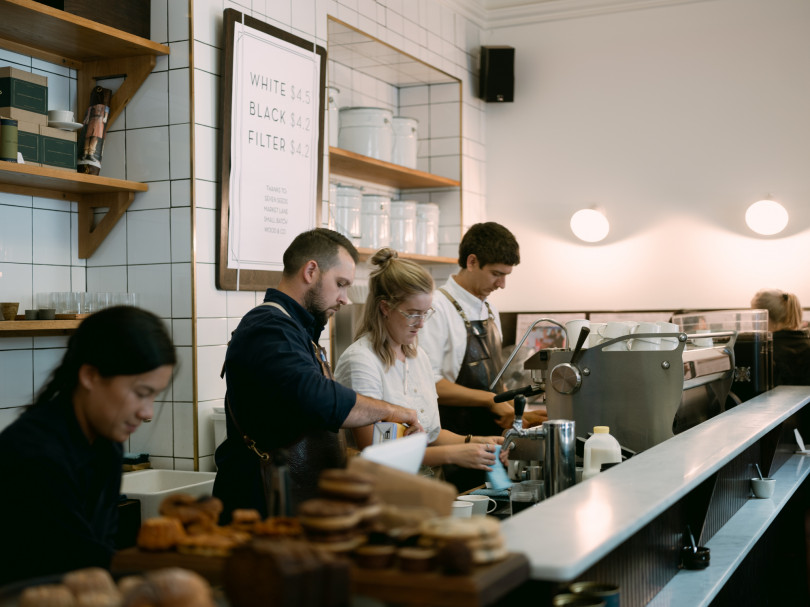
xmin=582 ymin=426 xmax=621 ymax=480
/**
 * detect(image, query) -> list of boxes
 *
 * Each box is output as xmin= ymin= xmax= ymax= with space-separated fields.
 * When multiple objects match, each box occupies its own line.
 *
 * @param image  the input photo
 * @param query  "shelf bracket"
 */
xmin=77 ymin=191 xmax=133 ymax=258
xmin=77 ymin=55 xmax=157 ymax=128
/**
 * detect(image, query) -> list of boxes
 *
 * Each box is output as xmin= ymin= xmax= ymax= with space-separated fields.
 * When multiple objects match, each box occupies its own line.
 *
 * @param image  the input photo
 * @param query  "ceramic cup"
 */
xmin=656 ymin=321 xmax=680 ymax=351
xmin=751 ymin=477 xmax=775 ymax=499
xmin=37 ymin=308 xmax=56 ymax=320
xmin=599 ymin=322 xmax=631 ymax=351
xmin=0 ymin=302 xmax=19 ymax=321
xmin=629 ymin=321 xmax=660 ymax=351
xmin=588 ymin=323 xmax=606 ymax=347
xmin=47 ymin=109 xmax=74 ymax=123
xmin=569 ymin=581 xmax=620 ymax=607
xmin=451 ymin=500 xmax=473 ymax=518
xmin=24 ymin=309 xmax=38 ymax=320
xmin=456 ymin=494 xmax=497 ymax=515
xmin=692 ymin=329 xmax=714 ymax=348
xmin=565 ymin=319 xmax=590 ymax=349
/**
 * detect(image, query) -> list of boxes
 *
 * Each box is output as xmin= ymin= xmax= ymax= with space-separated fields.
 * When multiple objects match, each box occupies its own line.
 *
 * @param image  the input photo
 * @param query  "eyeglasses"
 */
xmin=395 ymin=307 xmax=435 ymax=326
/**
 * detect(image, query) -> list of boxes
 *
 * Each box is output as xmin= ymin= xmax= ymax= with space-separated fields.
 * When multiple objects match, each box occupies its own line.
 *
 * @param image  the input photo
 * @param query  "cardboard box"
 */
xmin=40 ymin=124 xmax=77 ymax=170
xmin=0 ymin=67 xmax=48 ymax=117
xmin=16 ymin=120 xmax=40 ymax=165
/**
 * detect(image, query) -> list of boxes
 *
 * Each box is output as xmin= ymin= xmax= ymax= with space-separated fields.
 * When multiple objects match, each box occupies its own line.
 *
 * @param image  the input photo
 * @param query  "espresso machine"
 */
xmin=494 ymin=318 xmax=738 ymax=461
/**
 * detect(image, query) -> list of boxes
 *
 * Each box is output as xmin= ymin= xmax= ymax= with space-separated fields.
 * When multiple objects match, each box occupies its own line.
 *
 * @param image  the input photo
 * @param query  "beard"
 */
xmin=303 ymin=277 xmax=332 ymax=327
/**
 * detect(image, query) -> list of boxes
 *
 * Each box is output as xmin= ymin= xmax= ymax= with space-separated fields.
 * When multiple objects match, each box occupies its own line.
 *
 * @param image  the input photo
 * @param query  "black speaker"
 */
xmin=479 ymin=46 xmax=515 ymax=103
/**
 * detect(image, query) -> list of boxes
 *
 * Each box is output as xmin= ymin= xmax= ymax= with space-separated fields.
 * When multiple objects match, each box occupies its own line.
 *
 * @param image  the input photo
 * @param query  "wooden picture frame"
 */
xmin=217 ymin=8 xmax=326 ymax=290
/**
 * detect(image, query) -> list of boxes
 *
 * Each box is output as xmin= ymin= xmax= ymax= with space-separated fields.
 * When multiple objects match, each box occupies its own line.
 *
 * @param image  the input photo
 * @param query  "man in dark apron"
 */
xmin=421 ymin=222 xmax=544 ymax=492
xmin=213 ymin=229 xmax=422 ymax=521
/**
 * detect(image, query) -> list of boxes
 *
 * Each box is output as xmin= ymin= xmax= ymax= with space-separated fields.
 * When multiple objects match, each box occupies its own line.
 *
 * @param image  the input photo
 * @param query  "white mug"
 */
xmin=656 ymin=321 xmax=680 ymax=351
xmin=451 ymin=500 xmax=473 ymax=518
xmin=630 ymin=321 xmax=660 ymax=351
xmin=588 ymin=323 xmax=607 ymax=347
xmin=599 ymin=321 xmax=631 ymax=351
xmin=565 ymin=319 xmax=590 ymax=349
xmin=456 ymin=494 xmax=497 ymax=515
xmin=47 ymin=109 xmax=74 ymax=123
xmin=692 ymin=328 xmax=713 ymax=348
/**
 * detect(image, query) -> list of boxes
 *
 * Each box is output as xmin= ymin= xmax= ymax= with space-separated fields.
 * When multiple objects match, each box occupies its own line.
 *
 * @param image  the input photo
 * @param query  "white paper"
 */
xmin=360 ymin=432 xmax=428 ymax=474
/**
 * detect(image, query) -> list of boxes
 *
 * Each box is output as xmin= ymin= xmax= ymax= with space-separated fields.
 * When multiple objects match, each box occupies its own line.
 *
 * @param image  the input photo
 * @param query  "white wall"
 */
xmin=484 ymin=0 xmax=810 ymax=313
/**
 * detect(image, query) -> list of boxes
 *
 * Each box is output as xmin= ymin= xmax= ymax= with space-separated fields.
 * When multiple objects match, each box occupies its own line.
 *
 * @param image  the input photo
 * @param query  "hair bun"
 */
xmin=370 ymin=247 xmax=399 ymax=268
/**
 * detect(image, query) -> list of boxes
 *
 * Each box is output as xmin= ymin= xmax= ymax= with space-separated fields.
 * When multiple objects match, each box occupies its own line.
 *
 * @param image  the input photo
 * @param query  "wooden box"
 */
xmin=34 ymin=0 xmax=151 ymax=39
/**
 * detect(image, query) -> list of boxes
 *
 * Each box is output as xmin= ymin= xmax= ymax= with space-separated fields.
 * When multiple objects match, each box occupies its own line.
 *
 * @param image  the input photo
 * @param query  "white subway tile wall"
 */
xmin=0 ymin=0 xmax=486 ymax=470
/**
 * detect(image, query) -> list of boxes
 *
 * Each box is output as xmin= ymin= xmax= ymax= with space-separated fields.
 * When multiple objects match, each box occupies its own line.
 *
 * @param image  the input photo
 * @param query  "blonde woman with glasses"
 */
xmin=334 ymin=248 xmax=503 ymax=478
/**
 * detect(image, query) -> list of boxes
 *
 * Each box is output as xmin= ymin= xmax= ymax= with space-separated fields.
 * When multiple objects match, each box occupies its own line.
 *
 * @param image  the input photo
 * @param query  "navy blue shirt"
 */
xmin=773 ymin=329 xmax=810 ymax=386
xmin=0 ymin=396 xmax=122 ymax=585
xmin=213 ymin=289 xmax=356 ymax=517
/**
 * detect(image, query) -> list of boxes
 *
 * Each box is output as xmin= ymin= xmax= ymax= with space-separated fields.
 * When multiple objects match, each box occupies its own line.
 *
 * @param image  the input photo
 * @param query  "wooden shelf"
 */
xmin=0 ymin=320 xmax=81 ymax=337
xmin=0 ymin=0 xmax=169 ymax=67
xmin=356 ymin=247 xmax=456 ymax=265
xmin=0 ymin=162 xmax=148 ymax=199
xmin=329 ymin=147 xmax=460 ymax=190
xmin=0 ymin=0 xmax=170 ymax=258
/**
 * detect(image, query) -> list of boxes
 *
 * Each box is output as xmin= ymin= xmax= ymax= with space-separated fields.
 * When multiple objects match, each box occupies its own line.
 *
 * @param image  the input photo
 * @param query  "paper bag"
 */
xmin=348 ymin=457 xmax=455 ymax=516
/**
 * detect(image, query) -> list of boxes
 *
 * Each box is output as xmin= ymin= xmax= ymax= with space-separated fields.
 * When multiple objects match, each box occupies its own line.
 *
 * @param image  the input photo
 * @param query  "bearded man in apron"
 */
xmin=420 ymin=222 xmax=546 ymax=492
xmin=213 ymin=229 xmax=422 ymax=522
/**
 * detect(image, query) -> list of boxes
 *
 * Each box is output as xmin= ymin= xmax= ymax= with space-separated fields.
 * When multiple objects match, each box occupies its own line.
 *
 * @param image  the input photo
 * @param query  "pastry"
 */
xmin=396 ymin=547 xmax=437 ymax=573
xmin=116 ymin=576 xmax=145 ymax=597
xmin=19 ymin=584 xmax=76 ymax=607
xmin=317 ymin=468 xmax=374 ymax=502
xmin=75 ymin=591 xmax=122 ymax=607
xmin=158 ymin=494 xmax=207 ymax=526
xmin=229 ymin=508 xmax=261 ymax=532
xmin=297 ymin=498 xmax=364 ymax=552
xmin=62 ymin=568 xmax=117 ymax=596
xmin=121 ymin=568 xmax=214 ymax=607
xmin=136 ymin=516 xmax=186 ymax=551
xmin=176 ymin=533 xmax=241 ymax=557
xmin=353 ymin=544 xmax=396 ymax=569
xmin=437 ymin=539 xmax=474 ymax=575
xmin=253 ymin=516 xmax=303 ymax=538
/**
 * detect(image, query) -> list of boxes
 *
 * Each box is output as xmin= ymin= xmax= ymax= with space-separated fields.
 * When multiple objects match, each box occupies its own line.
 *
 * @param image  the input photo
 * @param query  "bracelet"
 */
xmin=465 ymin=434 xmax=472 ymax=443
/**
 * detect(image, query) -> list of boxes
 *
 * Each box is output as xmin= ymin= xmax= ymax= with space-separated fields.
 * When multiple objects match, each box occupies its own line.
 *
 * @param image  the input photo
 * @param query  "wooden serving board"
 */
xmin=111 ymin=549 xmax=529 ymax=606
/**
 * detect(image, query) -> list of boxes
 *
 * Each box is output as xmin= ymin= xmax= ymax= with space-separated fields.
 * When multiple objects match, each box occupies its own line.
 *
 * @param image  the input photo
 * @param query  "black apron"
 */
xmin=438 ymin=288 xmax=506 ymax=491
xmin=224 ymin=302 xmax=346 ymax=517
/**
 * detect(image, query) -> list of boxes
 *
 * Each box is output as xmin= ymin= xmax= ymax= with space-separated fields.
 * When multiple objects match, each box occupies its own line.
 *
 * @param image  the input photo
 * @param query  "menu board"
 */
xmin=217 ymin=9 xmax=326 ymax=290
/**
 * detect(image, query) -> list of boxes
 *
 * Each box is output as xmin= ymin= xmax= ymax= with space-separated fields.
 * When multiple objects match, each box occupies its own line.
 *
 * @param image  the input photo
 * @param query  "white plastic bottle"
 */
xmin=582 ymin=426 xmax=622 ymax=481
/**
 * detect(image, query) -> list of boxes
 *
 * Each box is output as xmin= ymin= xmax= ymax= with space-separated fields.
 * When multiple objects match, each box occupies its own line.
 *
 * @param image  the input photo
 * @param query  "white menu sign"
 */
xmin=227 ymin=21 xmax=321 ymax=271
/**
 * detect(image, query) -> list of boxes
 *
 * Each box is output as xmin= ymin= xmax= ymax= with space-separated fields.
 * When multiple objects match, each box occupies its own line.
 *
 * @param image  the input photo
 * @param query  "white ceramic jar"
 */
xmin=334 ymin=185 xmax=362 ymax=246
xmin=338 ymin=107 xmax=393 ymax=162
xmin=415 ymin=203 xmax=439 ymax=256
xmin=360 ymin=194 xmax=390 ymax=249
xmin=391 ymin=116 xmax=418 ymax=169
xmin=327 ymin=87 xmax=340 ymax=148
xmin=389 ymin=200 xmax=418 ymax=254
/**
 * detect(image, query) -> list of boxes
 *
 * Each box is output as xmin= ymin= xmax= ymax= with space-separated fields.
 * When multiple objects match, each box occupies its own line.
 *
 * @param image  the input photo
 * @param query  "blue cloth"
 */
xmin=0 ymin=396 xmax=122 ymax=585
xmin=213 ymin=289 xmax=357 ymax=518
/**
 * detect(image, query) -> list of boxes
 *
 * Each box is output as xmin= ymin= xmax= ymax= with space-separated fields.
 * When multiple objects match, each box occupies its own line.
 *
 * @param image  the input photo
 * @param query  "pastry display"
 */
xmin=136 ymin=516 xmax=186 ymax=551
xmin=61 ymin=568 xmax=117 ymax=596
xmin=19 ymin=584 xmax=76 ymax=607
xmin=296 ymin=498 xmax=365 ymax=552
xmin=122 ymin=567 xmax=215 ymax=607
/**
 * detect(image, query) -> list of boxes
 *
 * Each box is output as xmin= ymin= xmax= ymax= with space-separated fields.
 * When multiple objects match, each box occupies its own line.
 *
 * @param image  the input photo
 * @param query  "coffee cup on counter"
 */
xmin=456 ymin=494 xmax=497 ymax=515
xmin=751 ymin=477 xmax=775 ymax=499
xmin=569 ymin=581 xmax=620 ymax=607
xmin=451 ymin=500 xmax=473 ymax=518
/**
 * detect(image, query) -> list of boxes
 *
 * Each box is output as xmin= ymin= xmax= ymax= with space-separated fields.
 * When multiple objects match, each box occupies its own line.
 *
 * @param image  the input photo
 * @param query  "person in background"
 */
xmin=334 ymin=248 xmax=504 ymax=477
xmin=0 ymin=307 xmax=176 ymax=585
xmin=213 ymin=229 xmax=422 ymax=521
xmin=751 ymin=288 xmax=810 ymax=386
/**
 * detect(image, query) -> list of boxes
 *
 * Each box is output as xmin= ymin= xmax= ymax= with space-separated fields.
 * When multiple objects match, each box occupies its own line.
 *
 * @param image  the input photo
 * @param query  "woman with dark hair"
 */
xmin=751 ymin=288 xmax=810 ymax=386
xmin=334 ymin=248 xmax=503 ymax=478
xmin=0 ymin=306 xmax=177 ymax=585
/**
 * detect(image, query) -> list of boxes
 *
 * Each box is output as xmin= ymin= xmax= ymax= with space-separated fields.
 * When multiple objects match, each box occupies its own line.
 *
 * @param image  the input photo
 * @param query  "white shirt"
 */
xmin=419 ymin=275 xmax=503 ymax=384
xmin=333 ymin=334 xmax=442 ymax=443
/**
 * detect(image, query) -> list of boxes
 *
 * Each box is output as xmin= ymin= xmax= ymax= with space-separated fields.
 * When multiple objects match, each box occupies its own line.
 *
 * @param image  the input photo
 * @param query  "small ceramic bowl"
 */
xmin=751 ymin=477 xmax=776 ymax=499
xmin=1 ymin=302 xmax=19 ymax=321
xmin=37 ymin=308 xmax=56 ymax=320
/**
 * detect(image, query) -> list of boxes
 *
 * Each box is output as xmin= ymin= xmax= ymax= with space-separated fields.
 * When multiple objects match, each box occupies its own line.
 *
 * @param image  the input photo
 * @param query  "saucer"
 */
xmin=48 ymin=120 xmax=83 ymax=131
